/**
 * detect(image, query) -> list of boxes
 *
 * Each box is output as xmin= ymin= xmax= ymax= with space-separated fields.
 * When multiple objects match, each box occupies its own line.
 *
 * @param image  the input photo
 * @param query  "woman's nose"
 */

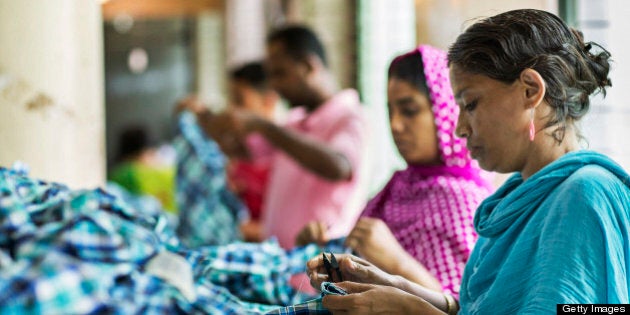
xmin=389 ymin=114 xmax=404 ymax=134
xmin=455 ymin=112 xmax=470 ymax=138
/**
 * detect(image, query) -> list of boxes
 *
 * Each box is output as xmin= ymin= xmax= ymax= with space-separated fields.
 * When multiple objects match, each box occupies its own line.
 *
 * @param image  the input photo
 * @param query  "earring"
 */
xmin=529 ymin=108 xmax=535 ymax=141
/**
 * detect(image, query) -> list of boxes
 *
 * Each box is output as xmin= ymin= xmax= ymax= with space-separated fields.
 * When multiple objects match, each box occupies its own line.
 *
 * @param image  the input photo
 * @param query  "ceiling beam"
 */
xmin=102 ymin=0 xmax=223 ymax=20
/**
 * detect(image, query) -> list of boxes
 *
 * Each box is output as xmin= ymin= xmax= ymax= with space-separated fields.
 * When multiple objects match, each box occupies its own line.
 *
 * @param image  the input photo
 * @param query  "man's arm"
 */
xmin=247 ymin=115 xmax=353 ymax=181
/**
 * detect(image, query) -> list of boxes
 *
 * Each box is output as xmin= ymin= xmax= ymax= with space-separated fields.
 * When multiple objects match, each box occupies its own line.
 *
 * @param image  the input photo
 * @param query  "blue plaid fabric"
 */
xmin=180 ymin=238 xmax=348 ymax=307
xmin=0 ymin=167 xmax=287 ymax=314
xmin=106 ymin=181 xmax=181 ymax=250
xmin=173 ymin=112 xmax=248 ymax=248
xmin=183 ymin=240 xmax=318 ymax=306
xmin=191 ymin=278 xmax=280 ymax=315
xmin=265 ymin=282 xmax=348 ymax=315
xmin=0 ymin=165 xmax=354 ymax=314
xmin=0 ymin=251 xmax=111 ymax=314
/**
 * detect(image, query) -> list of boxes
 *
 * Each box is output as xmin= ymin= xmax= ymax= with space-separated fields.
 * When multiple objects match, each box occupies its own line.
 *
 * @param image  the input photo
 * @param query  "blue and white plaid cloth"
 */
xmin=173 ymin=111 xmax=248 ymax=248
xmin=183 ymin=240 xmax=347 ymax=306
xmin=0 ymin=166 xmax=351 ymax=314
xmin=0 ymin=167 xmax=277 ymax=313
xmin=266 ymin=282 xmax=348 ymax=315
xmin=106 ymin=181 xmax=181 ymax=250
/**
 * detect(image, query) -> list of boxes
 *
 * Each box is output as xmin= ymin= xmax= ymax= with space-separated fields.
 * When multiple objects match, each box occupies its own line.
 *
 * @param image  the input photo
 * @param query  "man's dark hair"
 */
xmin=230 ymin=62 xmax=268 ymax=92
xmin=267 ymin=25 xmax=327 ymax=67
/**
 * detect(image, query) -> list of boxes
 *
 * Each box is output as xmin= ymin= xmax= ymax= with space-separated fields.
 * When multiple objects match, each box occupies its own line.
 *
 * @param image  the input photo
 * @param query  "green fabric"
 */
xmin=109 ymin=161 xmax=176 ymax=213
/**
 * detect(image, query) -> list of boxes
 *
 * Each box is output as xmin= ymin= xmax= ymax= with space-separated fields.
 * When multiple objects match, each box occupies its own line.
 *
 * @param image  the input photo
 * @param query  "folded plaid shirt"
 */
xmin=173 ymin=112 xmax=248 ymax=248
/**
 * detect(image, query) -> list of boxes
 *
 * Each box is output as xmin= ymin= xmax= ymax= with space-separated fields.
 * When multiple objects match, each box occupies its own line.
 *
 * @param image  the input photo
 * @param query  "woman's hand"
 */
xmin=345 ymin=218 xmax=407 ymax=273
xmin=295 ymin=221 xmax=329 ymax=246
xmin=323 ymin=282 xmax=445 ymax=315
xmin=307 ymin=254 xmax=397 ymax=290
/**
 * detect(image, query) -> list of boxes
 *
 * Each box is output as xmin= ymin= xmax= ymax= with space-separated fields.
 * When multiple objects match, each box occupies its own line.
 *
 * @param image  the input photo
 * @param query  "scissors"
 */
xmin=322 ymin=252 xmax=343 ymax=282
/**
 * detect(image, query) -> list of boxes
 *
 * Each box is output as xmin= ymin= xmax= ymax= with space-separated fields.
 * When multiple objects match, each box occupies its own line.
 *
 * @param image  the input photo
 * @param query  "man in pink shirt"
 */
xmin=198 ymin=26 xmax=368 ymax=249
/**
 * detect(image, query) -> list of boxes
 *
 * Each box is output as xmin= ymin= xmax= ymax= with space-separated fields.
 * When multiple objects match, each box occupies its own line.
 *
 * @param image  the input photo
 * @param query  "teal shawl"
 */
xmin=459 ymin=151 xmax=630 ymax=314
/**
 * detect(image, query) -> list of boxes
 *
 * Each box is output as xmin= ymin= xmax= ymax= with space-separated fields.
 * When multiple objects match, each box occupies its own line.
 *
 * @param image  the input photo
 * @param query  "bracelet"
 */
xmin=443 ymin=293 xmax=458 ymax=315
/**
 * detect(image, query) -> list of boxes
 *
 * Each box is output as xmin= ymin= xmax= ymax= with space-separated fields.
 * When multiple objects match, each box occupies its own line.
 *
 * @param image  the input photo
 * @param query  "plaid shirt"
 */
xmin=173 ymin=112 xmax=248 ymax=248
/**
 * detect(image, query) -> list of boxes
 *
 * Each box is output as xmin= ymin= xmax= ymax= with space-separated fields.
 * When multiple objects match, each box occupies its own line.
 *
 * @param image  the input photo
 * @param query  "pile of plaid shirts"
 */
xmin=0 ymin=113 xmax=350 ymax=314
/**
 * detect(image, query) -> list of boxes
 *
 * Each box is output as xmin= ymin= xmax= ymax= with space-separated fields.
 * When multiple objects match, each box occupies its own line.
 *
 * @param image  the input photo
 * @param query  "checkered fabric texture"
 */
xmin=173 ymin=111 xmax=248 ymax=248
xmin=181 ymin=239 xmax=347 ymax=307
xmin=0 ymin=166 xmax=348 ymax=314
xmin=265 ymin=282 xmax=348 ymax=315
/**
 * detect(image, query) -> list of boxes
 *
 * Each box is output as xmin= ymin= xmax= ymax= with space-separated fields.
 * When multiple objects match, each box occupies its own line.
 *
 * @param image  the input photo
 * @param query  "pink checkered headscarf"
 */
xmin=361 ymin=45 xmax=493 ymax=297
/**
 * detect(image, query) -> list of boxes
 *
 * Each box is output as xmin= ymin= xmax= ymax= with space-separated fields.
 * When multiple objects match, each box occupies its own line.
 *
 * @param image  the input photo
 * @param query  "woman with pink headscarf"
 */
xmin=296 ymin=45 xmax=493 ymax=297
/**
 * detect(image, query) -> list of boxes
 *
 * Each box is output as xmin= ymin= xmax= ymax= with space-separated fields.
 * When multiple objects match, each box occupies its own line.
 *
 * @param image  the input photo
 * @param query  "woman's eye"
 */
xmin=464 ymin=100 xmax=478 ymax=112
xmin=401 ymin=107 xmax=420 ymax=116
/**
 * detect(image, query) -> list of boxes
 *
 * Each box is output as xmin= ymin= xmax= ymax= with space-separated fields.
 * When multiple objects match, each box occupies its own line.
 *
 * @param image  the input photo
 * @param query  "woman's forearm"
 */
xmin=391 ymin=274 xmax=456 ymax=314
xmin=389 ymin=250 xmax=443 ymax=292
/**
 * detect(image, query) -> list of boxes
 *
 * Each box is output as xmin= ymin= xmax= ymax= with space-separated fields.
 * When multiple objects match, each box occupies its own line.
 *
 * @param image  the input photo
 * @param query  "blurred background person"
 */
xmin=108 ymin=125 xmax=177 ymax=213
xmin=225 ymin=61 xmax=281 ymax=241
xmin=188 ymin=25 xmax=369 ymax=249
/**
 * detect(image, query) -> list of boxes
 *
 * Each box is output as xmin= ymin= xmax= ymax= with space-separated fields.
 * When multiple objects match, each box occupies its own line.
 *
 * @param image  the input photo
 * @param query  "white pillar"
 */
xmin=225 ymin=0 xmax=266 ymax=68
xmin=357 ymin=0 xmax=416 ymax=195
xmin=0 ymin=0 xmax=105 ymax=188
xmin=600 ymin=0 xmax=630 ymax=169
xmin=196 ymin=11 xmax=227 ymax=111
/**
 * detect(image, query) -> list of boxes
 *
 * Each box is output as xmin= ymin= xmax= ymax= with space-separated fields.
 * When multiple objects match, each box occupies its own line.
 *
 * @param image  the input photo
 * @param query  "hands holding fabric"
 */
xmin=175 ymin=95 xmax=269 ymax=159
xmin=307 ymin=254 xmax=396 ymax=290
xmin=307 ymin=254 xmax=447 ymax=314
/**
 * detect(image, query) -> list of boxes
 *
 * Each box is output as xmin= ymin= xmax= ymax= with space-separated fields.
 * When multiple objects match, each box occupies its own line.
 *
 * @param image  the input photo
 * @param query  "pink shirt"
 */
xmin=260 ymin=89 xmax=367 ymax=249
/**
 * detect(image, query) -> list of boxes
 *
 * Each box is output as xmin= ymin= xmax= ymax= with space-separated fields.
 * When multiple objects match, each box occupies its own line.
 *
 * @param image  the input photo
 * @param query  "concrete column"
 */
xmin=357 ymin=0 xmax=416 ymax=196
xmin=0 ymin=0 xmax=105 ymax=188
xmin=225 ymin=0 xmax=266 ymax=68
xmin=196 ymin=11 xmax=227 ymax=111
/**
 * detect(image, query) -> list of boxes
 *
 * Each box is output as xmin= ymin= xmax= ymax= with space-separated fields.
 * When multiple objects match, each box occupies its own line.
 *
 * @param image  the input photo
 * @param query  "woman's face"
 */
xmin=449 ymin=64 xmax=530 ymax=173
xmin=387 ymin=78 xmax=440 ymax=165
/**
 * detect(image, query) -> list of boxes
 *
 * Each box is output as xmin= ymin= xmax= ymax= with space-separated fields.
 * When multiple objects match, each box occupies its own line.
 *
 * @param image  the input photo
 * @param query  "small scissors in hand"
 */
xmin=322 ymin=252 xmax=343 ymax=282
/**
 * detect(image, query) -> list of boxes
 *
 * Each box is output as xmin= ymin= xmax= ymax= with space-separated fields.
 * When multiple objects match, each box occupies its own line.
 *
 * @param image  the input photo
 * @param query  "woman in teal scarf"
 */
xmin=305 ymin=9 xmax=629 ymax=314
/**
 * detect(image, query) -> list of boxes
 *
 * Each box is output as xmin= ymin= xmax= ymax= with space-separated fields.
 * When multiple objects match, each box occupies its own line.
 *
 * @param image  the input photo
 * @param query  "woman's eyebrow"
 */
xmin=394 ymin=97 xmax=415 ymax=106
